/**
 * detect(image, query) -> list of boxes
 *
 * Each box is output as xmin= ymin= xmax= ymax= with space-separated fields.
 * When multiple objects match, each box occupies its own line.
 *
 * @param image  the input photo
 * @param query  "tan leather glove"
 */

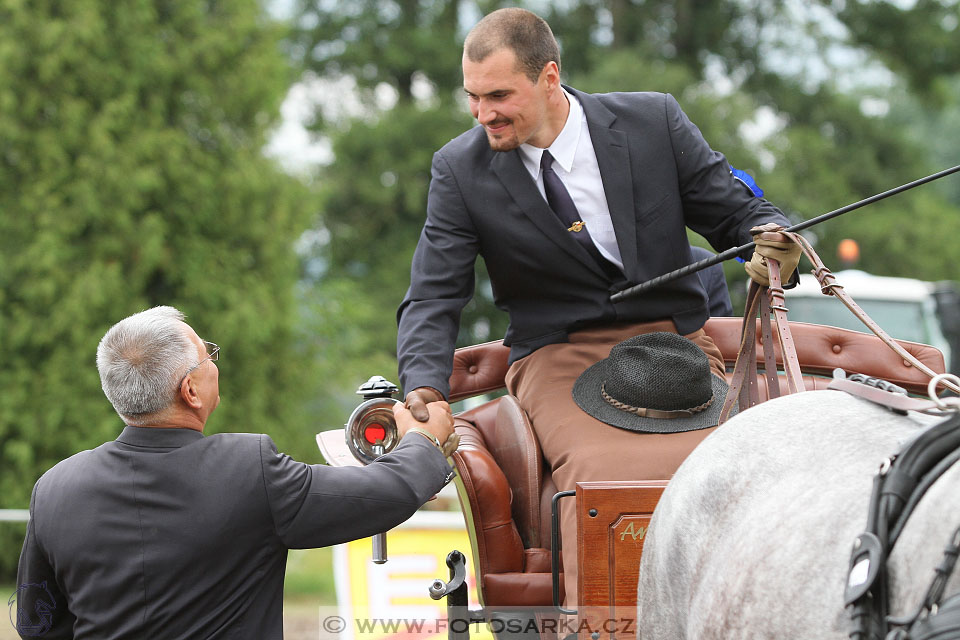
xmin=744 ymin=223 xmax=802 ymax=287
xmin=404 ymin=386 xmax=444 ymax=422
xmin=441 ymin=432 xmax=461 ymax=457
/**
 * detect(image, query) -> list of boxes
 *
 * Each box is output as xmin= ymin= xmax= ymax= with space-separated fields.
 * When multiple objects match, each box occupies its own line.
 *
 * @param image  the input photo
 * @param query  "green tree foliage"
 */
xmin=546 ymin=0 xmax=759 ymax=79
xmin=290 ymin=1 xmax=504 ymax=410
xmin=832 ymin=0 xmax=960 ymax=100
xmin=0 ymin=0 xmax=320 ymax=578
xmin=290 ymin=0 xmax=468 ymax=105
xmin=299 ymin=103 xmax=481 ymax=428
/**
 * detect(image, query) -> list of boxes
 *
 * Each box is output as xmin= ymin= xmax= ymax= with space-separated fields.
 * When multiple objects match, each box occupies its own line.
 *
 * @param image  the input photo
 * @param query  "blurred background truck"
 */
xmin=785 ymin=270 xmax=960 ymax=376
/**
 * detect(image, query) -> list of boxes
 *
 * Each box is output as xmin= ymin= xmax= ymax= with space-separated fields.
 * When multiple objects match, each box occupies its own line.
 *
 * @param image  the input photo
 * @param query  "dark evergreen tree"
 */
xmin=0 ymin=0 xmax=321 ymax=579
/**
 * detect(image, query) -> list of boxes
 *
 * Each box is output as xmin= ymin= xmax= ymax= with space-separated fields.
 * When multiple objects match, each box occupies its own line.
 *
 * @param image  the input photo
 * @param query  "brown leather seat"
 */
xmin=445 ymin=318 xmax=946 ymax=608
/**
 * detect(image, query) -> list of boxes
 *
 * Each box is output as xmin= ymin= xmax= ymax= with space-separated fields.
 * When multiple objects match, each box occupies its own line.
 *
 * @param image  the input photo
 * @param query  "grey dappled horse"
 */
xmin=637 ymin=390 xmax=960 ymax=639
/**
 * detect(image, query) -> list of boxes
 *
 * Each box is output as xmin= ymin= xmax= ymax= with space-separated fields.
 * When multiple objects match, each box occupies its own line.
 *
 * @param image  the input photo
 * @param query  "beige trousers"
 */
xmin=504 ymin=320 xmax=725 ymax=607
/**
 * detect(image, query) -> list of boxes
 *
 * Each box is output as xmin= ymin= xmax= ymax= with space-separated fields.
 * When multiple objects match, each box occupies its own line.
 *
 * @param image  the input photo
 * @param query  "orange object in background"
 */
xmin=837 ymin=238 xmax=860 ymax=265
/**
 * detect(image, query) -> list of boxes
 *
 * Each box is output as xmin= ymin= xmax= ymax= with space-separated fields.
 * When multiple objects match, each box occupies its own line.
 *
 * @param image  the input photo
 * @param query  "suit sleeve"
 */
xmin=664 ymin=93 xmax=791 ymax=257
xmin=260 ymin=434 xmax=454 ymax=549
xmin=396 ymin=150 xmax=481 ymax=398
xmin=15 ymin=483 xmax=77 ymax=639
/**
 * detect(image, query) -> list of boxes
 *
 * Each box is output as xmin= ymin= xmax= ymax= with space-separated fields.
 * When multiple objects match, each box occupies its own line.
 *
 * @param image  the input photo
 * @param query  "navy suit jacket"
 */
xmin=397 ymin=88 xmax=789 ymax=397
xmin=15 ymin=426 xmax=453 ymax=639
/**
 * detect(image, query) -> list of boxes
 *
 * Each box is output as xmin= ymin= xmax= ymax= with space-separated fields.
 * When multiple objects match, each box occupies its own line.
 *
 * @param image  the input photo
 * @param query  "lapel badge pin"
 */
xmin=568 ymin=221 xmax=585 ymax=233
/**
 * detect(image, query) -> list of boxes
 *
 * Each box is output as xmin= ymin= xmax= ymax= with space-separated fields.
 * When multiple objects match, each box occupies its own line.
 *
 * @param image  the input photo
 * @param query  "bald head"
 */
xmin=463 ymin=8 xmax=560 ymax=83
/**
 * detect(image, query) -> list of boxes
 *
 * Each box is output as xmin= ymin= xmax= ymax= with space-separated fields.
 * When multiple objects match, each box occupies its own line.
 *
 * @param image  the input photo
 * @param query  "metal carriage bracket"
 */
xmin=429 ymin=550 xmax=487 ymax=640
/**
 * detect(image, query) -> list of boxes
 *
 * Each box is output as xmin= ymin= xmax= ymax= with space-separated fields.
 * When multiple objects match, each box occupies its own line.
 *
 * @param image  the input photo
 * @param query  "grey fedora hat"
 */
xmin=572 ymin=332 xmax=734 ymax=433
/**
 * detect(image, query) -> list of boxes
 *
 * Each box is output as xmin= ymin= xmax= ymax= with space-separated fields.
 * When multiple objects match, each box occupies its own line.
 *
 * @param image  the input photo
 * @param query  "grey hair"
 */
xmin=96 ymin=306 xmax=198 ymax=420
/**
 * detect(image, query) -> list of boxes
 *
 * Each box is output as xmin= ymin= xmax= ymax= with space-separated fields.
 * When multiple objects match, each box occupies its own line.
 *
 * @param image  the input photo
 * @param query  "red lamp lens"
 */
xmin=364 ymin=424 xmax=387 ymax=443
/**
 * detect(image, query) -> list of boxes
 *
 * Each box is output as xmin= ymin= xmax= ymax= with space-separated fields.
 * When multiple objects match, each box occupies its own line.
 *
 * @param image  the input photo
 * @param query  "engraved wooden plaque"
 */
xmin=576 ymin=480 xmax=668 ymax=638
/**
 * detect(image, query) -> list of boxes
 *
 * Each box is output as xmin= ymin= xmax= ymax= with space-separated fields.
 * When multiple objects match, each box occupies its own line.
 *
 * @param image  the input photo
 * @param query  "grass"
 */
xmin=284 ymin=546 xmax=337 ymax=603
xmin=2 ymin=584 xmax=18 ymax=640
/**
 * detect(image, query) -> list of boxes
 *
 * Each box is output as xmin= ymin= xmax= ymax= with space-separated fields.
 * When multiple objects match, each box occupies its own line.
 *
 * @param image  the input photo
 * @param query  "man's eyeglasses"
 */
xmin=181 ymin=341 xmax=220 ymax=382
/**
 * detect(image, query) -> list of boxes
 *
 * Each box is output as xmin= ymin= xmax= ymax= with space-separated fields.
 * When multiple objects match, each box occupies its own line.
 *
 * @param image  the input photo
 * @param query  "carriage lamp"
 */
xmin=345 ymin=376 xmax=401 ymax=465
xmin=343 ymin=375 xmax=401 ymax=563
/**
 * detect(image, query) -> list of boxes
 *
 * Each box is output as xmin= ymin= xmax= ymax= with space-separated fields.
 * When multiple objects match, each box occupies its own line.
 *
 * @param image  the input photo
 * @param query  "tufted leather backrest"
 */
xmin=448 ymin=319 xmax=945 ymax=400
xmin=703 ymin=317 xmax=944 ymax=394
xmin=449 ymin=341 xmax=512 ymax=403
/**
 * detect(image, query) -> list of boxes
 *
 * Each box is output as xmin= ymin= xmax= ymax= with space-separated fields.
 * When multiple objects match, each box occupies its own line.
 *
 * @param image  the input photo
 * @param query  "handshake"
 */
xmin=394 ymin=389 xmax=459 ymax=457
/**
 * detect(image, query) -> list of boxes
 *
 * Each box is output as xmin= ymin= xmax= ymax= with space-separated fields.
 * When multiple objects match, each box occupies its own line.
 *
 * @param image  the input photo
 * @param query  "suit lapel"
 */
xmin=490 ymin=150 xmax=606 ymax=276
xmin=572 ymin=88 xmax=640 ymax=278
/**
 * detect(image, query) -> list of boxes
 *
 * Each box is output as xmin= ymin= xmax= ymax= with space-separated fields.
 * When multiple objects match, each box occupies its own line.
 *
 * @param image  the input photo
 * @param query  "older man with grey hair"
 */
xmin=14 ymin=306 xmax=455 ymax=639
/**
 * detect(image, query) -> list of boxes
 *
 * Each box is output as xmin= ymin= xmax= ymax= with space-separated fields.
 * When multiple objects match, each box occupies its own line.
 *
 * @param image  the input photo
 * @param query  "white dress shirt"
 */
xmin=518 ymin=89 xmax=624 ymax=270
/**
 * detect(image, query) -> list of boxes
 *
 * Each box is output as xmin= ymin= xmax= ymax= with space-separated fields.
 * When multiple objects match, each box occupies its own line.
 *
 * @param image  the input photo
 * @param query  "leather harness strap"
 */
xmin=828 ymin=375 xmax=960 ymax=414
xmin=718 ymin=283 xmax=759 ymax=423
xmin=782 ymin=231 xmax=960 ymax=396
xmin=721 ymin=230 xmax=959 ymax=428
xmin=760 ymin=290 xmax=781 ymax=401
xmin=719 ymin=257 xmax=806 ymax=424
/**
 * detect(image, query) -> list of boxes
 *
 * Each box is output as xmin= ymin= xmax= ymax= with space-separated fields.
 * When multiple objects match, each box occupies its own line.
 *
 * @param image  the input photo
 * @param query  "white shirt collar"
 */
xmin=519 ymin=88 xmax=583 ymax=178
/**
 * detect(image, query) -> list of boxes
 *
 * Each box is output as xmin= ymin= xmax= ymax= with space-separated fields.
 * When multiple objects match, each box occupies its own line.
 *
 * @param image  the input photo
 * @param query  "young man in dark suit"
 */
xmin=15 ymin=306 xmax=455 ymax=638
xmin=396 ymin=8 xmax=801 ymax=606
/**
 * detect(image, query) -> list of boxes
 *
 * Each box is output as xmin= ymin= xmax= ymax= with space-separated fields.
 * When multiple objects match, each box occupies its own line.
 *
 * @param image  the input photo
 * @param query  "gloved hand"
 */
xmin=744 ymin=223 xmax=802 ymax=287
xmin=404 ymin=386 xmax=444 ymax=422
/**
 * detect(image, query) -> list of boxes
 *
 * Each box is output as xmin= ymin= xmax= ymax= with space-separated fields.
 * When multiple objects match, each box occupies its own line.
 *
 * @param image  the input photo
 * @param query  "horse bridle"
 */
xmin=839 ymin=372 xmax=960 ymax=640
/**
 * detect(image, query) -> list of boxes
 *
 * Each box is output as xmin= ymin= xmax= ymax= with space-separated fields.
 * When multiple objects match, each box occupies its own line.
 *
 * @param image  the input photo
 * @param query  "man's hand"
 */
xmin=393 ymin=401 xmax=458 ymax=455
xmin=404 ymin=387 xmax=444 ymax=422
xmin=744 ymin=223 xmax=802 ymax=287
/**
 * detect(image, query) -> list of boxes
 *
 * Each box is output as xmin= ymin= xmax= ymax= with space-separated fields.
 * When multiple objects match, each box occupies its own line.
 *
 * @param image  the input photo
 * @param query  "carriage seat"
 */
xmin=445 ymin=317 xmax=946 ymax=608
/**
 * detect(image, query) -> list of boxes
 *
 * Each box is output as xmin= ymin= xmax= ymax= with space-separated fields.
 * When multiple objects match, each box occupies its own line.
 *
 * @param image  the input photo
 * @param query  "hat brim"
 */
xmin=572 ymin=361 xmax=736 ymax=433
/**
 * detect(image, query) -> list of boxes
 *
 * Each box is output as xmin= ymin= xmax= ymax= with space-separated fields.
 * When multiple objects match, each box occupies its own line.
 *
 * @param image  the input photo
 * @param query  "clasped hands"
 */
xmin=394 ymin=387 xmax=459 ymax=456
xmin=744 ymin=223 xmax=802 ymax=287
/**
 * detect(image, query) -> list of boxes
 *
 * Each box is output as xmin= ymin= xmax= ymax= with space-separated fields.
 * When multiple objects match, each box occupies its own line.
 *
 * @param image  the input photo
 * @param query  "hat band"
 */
xmin=600 ymin=383 xmax=714 ymax=419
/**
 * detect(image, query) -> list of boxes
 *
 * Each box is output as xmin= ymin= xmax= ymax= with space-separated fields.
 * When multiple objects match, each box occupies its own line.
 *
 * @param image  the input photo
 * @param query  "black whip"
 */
xmin=610 ymin=164 xmax=960 ymax=303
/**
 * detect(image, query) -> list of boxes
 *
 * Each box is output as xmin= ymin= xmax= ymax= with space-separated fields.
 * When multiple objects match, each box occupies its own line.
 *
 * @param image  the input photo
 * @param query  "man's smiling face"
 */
xmin=462 ymin=47 xmax=553 ymax=151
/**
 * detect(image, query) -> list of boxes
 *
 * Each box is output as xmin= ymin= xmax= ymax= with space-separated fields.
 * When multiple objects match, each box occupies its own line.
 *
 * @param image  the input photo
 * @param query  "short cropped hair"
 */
xmin=96 ymin=306 xmax=198 ymax=420
xmin=463 ymin=8 xmax=561 ymax=83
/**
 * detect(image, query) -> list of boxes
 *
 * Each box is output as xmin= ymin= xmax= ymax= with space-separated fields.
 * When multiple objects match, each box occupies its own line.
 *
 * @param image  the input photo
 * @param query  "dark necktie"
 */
xmin=540 ymin=150 xmax=621 ymax=280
